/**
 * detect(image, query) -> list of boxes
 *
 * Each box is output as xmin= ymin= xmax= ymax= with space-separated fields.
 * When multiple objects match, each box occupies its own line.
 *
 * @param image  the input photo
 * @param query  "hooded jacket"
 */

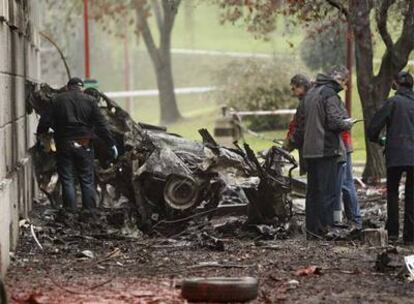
xmin=292 ymin=74 xmax=352 ymax=159
xmin=367 ymin=87 xmax=414 ymax=168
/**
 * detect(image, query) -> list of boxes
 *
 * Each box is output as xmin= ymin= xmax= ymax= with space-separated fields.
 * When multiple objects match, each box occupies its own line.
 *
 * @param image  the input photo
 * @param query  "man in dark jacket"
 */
xmin=37 ymin=77 xmax=117 ymax=209
xmin=368 ymin=71 xmax=414 ymax=244
xmin=283 ymin=74 xmax=311 ymax=175
xmin=293 ymin=66 xmax=353 ymax=239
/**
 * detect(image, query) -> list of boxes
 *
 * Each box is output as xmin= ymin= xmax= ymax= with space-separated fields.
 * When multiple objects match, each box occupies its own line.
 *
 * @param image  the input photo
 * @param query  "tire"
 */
xmin=181 ymin=277 xmax=258 ymax=303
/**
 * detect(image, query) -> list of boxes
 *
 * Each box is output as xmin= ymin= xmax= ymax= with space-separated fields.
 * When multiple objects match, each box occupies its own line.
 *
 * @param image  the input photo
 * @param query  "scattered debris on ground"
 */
xmin=7 ymin=82 xmax=414 ymax=303
xmin=5 ymin=184 xmax=414 ymax=303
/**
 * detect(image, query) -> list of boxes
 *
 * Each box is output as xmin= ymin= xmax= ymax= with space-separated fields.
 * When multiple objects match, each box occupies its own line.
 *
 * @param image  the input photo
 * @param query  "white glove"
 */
xmin=111 ymin=145 xmax=118 ymax=160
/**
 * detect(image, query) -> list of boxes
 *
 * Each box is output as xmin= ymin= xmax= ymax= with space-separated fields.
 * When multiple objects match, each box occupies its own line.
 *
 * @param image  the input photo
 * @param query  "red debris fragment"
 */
xmin=12 ymin=291 xmax=46 ymax=304
xmin=295 ymin=265 xmax=321 ymax=276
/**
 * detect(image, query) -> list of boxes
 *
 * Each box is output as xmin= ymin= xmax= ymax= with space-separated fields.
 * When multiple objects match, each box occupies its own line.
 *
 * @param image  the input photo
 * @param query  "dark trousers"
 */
xmin=305 ymin=157 xmax=338 ymax=236
xmin=386 ymin=166 xmax=414 ymax=242
xmin=56 ymin=142 xmax=96 ymax=209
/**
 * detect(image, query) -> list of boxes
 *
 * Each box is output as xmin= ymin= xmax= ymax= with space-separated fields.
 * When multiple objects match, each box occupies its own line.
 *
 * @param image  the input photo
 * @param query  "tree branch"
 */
xmin=39 ymin=31 xmax=72 ymax=80
xmin=151 ymin=0 xmax=163 ymax=34
xmin=376 ymin=0 xmax=414 ymax=80
xmin=160 ymin=0 xmax=181 ymax=53
xmin=161 ymin=0 xmax=181 ymax=35
xmin=374 ymin=0 xmax=414 ymax=104
xmin=325 ymin=0 xmax=349 ymax=18
xmin=136 ymin=3 xmax=162 ymax=67
xmin=397 ymin=0 xmax=414 ymax=49
xmin=349 ymin=0 xmax=375 ymax=101
xmin=375 ymin=0 xmax=395 ymax=51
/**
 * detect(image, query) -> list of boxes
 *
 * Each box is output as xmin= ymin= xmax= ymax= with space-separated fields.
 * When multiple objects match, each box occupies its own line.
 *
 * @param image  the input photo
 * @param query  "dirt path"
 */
xmin=6 ymin=201 xmax=414 ymax=304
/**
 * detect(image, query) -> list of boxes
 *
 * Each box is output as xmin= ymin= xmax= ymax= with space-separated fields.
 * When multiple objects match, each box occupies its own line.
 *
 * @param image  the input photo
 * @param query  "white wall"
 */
xmin=0 ymin=0 xmax=40 ymax=276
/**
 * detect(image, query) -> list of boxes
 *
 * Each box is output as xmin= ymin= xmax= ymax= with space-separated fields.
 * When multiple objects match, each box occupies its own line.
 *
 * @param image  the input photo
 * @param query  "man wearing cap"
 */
xmin=368 ymin=71 xmax=414 ymax=245
xmin=37 ymin=77 xmax=118 ymax=210
xmin=292 ymin=66 xmax=354 ymax=239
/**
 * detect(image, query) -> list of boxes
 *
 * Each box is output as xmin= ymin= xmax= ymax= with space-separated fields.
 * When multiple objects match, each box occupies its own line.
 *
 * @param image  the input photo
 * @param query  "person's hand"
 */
xmin=35 ymin=134 xmax=45 ymax=150
xmin=35 ymin=138 xmax=43 ymax=150
xmin=111 ymin=145 xmax=118 ymax=160
xmin=282 ymin=139 xmax=294 ymax=152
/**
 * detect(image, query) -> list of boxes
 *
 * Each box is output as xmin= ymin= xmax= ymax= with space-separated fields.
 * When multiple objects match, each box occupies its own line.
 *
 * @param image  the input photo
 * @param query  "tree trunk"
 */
xmin=360 ymin=80 xmax=388 ymax=182
xmin=362 ymin=55 xmax=394 ymax=182
xmin=157 ymin=0 xmax=182 ymax=124
xmin=156 ymin=59 xmax=181 ymax=124
xmin=350 ymin=0 xmax=386 ymax=181
xmin=349 ymin=0 xmax=414 ymax=181
xmin=135 ymin=1 xmax=182 ymax=124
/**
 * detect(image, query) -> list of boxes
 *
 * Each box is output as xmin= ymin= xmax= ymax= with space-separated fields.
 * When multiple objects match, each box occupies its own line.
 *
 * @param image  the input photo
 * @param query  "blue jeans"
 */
xmin=334 ymin=153 xmax=362 ymax=225
xmin=56 ymin=141 xmax=96 ymax=209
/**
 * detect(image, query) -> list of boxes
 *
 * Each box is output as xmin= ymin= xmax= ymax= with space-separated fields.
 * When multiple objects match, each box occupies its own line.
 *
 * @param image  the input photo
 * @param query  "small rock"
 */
xmin=78 ymin=250 xmax=95 ymax=259
xmin=362 ymin=228 xmax=388 ymax=247
xmin=288 ymin=279 xmax=299 ymax=289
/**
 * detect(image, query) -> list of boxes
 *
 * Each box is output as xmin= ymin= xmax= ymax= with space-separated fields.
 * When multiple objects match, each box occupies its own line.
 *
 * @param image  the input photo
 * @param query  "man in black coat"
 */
xmin=37 ymin=77 xmax=118 ymax=209
xmin=368 ymin=71 xmax=414 ymax=244
xmin=293 ymin=66 xmax=353 ymax=239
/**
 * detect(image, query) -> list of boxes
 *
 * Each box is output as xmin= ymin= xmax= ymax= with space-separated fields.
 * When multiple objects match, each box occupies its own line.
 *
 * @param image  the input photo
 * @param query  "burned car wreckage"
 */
xmin=26 ymin=83 xmax=298 ymax=233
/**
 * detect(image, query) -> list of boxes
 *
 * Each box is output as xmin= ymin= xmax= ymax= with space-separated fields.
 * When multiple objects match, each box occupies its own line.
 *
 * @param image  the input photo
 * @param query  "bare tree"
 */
xmin=349 ymin=0 xmax=414 ymax=180
xmin=135 ymin=0 xmax=182 ymax=124
xmin=42 ymin=0 xmax=183 ymax=124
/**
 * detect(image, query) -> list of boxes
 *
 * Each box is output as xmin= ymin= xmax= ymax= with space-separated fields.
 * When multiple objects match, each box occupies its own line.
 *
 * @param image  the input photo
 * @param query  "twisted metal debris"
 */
xmin=26 ymin=82 xmax=297 ymax=233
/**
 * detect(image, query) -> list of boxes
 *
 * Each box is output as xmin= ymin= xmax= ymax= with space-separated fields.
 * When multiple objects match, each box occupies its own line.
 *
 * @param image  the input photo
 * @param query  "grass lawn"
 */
xmin=159 ymin=2 xmax=302 ymax=54
xmin=127 ymin=93 xmax=287 ymax=150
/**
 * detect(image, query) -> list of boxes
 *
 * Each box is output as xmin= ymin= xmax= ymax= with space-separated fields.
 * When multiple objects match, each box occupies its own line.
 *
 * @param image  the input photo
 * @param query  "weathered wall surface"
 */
xmin=0 ymin=0 xmax=40 ymax=276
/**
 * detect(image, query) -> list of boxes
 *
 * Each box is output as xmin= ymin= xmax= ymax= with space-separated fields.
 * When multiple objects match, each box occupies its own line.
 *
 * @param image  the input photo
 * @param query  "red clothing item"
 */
xmin=342 ymin=130 xmax=353 ymax=152
xmin=286 ymin=115 xmax=297 ymax=140
xmin=342 ymin=130 xmax=352 ymax=146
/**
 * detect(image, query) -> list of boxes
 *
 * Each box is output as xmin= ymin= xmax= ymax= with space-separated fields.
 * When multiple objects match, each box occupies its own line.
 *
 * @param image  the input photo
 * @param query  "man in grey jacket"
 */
xmin=293 ymin=66 xmax=353 ymax=239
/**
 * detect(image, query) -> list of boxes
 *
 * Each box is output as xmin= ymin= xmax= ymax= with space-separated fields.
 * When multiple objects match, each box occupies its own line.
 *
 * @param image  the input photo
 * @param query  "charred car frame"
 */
xmin=26 ymin=82 xmax=298 ymax=232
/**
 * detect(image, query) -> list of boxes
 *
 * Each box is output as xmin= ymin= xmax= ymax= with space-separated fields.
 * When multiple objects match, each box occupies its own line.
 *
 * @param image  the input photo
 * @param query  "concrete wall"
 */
xmin=0 ymin=0 xmax=40 ymax=276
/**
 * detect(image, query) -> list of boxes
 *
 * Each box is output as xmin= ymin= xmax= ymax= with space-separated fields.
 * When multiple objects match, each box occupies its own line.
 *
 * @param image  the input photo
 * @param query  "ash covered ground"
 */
xmin=6 ymin=187 xmax=414 ymax=304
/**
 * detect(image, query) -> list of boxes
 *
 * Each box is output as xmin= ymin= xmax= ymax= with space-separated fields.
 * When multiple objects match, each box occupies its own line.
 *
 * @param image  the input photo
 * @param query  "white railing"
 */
xmin=229 ymin=109 xmax=296 ymax=116
xmin=105 ymin=86 xmax=216 ymax=98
